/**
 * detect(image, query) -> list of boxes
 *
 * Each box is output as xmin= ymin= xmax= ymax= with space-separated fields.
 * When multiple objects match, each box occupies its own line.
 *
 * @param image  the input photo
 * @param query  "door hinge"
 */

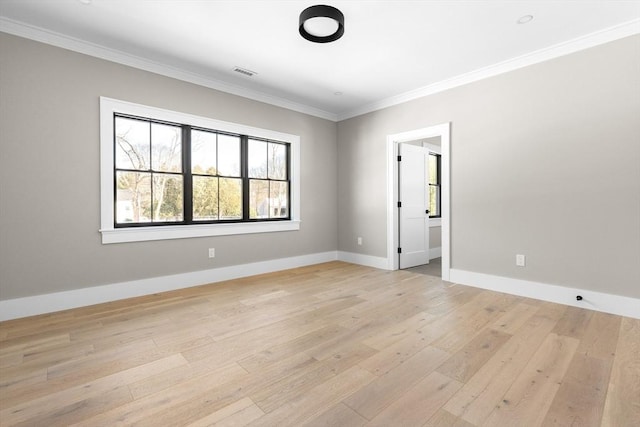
xmin=397 ymin=247 xmax=402 ymax=254
xmin=397 ymin=201 xmax=402 ymax=208
xmin=397 ymin=155 xmax=402 ymax=161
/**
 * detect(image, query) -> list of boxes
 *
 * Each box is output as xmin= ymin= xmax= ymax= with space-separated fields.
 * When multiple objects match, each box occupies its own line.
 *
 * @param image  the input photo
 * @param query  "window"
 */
xmin=114 ymin=116 xmax=289 ymax=226
xmin=101 ymin=97 xmax=300 ymax=243
xmin=247 ymin=139 xmax=289 ymax=219
xmin=190 ymin=130 xmax=243 ymax=222
xmin=428 ymin=153 xmax=441 ymax=218
xmin=115 ymin=116 xmax=185 ymax=224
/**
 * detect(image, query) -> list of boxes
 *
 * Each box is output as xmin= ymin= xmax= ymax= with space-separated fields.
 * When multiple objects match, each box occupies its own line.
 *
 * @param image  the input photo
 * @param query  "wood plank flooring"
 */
xmin=0 ymin=261 xmax=638 ymax=426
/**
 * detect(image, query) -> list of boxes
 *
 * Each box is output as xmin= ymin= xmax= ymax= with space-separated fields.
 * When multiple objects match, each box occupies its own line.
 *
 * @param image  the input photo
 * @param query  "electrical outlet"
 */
xmin=208 ymin=248 xmax=215 ymax=258
xmin=516 ymin=254 xmax=525 ymax=267
xmin=357 ymin=237 xmax=363 ymax=246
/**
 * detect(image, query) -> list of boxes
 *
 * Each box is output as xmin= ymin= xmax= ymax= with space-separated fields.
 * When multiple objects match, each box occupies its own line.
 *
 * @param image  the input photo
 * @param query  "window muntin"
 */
xmin=428 ymin=153 xmax=441 ymax=218
xmin=113 ymin=114 xmax=290 ymax=227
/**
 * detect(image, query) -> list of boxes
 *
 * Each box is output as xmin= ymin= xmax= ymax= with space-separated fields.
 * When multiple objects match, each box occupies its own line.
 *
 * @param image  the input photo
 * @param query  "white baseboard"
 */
xmin=337 ymin=249 xmax=440 ymax=270
xmin=450 ymin=269 xmax=640 ymax=320
xmin=0 ymin=251 xmax=338 ymax=321
xmin=337 ymin=251 xmax=389 ymax=270
xmin=6 ymin=256 xmax=636 ymax=322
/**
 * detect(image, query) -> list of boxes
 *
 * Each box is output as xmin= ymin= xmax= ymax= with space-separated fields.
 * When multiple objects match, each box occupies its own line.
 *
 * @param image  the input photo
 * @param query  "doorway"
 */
xmin=386 ymin=123 xmax=450 ymax=281
xmin=404 ymin=257 xmax=442 ymax=277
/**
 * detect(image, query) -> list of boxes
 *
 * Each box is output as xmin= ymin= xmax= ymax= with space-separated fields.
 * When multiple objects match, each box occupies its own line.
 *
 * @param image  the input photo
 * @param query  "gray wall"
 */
xmin=2 ymin=31 xmax=639 ymax=303
xmin=430 ymin=226 xmax=441 ymax=250
xmin=338 ymin=35 xmax=640 ymax=298
xmin=0 ymin=33 xmax=338 ymax=300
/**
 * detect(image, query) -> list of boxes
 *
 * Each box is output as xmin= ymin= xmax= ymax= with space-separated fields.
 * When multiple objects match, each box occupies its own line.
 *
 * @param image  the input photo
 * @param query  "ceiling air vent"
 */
xmin=233 ymin=67 xmax=257 ymax=77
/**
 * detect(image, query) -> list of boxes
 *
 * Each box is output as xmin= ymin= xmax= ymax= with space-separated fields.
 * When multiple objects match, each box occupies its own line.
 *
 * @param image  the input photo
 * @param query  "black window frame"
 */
xmin=245 ymin=137 xmax=291 ymax=220
xmin=428 ymin=152 xmax=441 ymax=219
xmin=113 ymin=113 xmax=291 ymax=228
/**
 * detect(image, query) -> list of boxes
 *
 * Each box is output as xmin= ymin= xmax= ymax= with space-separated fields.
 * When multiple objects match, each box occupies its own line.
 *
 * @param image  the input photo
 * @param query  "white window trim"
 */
xmin=99 ymin=97 xmax=300 ymax=244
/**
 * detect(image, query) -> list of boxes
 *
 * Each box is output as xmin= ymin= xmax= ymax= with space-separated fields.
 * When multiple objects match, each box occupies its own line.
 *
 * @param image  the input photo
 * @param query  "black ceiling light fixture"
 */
xmin=299 ymin=5 xmax=344 ymax=43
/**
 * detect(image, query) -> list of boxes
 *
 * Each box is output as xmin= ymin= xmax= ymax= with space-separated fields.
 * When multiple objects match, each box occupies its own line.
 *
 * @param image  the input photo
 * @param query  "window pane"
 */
xmin=248 ymin=139 xmax=267 ymax=179
xmin=115 ymin=117 xmax=150 ymax=170
xmin=249 ymin=179 xmax=269 ymax=219
xmin=152 ymin=174 xmax=183 ymax=222
xmin=151 ymin=123 xmax=182 ymax=172
xmin=193 ymin=176 xmax=218 ymax=221
xmin=191 ymin=130 xmax=217 ymax=175
xmin=268 ymin=143 xmax=287 ymax=180
xmin=429 ymin=185 xmax=440 ymax=217
xmin=219 ymin=178 xmax=242 ymax=219
xmin=218 ymin=134 xmax=240 ymax=177
xmin=116 ymin=171 xmax=151 ymax=223
xmin=270 ymin=181 xmax=288 ymax=218
xmin=428 ymin=154 xmax=438 ymax=185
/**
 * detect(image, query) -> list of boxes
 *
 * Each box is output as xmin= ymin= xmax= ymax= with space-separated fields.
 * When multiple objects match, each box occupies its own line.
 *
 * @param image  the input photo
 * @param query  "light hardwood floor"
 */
xmin=0 ymin=261 xmax=638 ymax=426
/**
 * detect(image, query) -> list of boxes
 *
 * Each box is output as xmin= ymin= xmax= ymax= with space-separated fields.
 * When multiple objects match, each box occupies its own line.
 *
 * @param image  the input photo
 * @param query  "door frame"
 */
xmin=386 ymin=122 xmax=451 ymax=280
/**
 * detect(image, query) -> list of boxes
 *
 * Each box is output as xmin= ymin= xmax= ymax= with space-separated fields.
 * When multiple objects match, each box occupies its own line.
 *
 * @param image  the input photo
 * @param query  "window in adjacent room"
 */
xmin=428 ymin=152 xmax=441 ymax=218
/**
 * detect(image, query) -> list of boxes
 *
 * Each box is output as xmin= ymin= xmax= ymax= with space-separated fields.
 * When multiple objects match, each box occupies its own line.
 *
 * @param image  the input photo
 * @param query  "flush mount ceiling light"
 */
xmin=299 ymin=5 xmax=344 ymax=43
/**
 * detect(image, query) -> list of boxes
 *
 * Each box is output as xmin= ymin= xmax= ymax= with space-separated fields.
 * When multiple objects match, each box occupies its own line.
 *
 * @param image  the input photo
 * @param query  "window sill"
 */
xmin=100 ymin=220 xmax=301 ymax=244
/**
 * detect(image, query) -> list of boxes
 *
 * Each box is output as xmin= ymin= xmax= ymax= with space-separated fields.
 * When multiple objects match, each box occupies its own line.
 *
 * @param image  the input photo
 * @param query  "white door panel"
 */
xmin=399 ymin=143 xmax=430 ymax=269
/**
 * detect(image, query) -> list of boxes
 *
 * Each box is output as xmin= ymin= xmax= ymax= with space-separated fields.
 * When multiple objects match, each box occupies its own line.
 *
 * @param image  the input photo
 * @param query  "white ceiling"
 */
xmin=1 ymin=1 xmax=639 ymax=120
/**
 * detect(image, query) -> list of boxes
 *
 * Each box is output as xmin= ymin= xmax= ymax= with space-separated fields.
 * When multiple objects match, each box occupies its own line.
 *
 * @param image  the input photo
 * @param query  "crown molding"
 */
xmin=0 ymin=17 xmax=338 ymax=122
xmin=2 ymin=16 xmax=638 ymax=124
xmin=338 ymin=18 xmax=640 ymax=121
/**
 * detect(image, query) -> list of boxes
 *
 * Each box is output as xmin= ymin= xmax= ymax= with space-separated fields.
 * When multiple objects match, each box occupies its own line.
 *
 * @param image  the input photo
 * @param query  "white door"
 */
xmin=398 ymin=143 xmax=430 ymax=269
